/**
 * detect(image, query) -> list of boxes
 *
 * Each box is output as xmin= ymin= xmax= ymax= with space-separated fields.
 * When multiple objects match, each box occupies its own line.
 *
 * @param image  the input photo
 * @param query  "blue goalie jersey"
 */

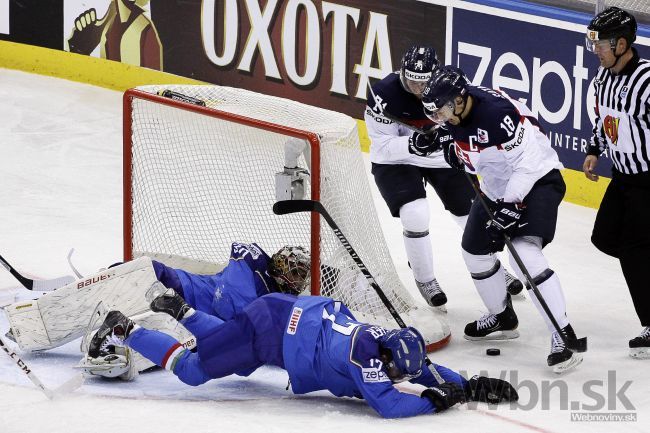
xmin=172 ymin=242 xmax=278 ymax=320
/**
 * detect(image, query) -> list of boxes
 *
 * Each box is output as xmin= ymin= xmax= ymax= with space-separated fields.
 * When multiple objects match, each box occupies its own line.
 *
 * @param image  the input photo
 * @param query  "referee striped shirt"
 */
xmin=589 ymin=48 xmax=650 ymax=175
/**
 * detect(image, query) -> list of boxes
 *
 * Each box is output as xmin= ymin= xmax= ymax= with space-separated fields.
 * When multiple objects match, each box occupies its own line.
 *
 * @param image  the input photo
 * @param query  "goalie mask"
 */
xmin=378 ymin=327 xmax=425 ymax=383
xmin=399 ymin=45 xmax=439 ymax=97
xmin=269 ymin=245 xmax=311 ymax=295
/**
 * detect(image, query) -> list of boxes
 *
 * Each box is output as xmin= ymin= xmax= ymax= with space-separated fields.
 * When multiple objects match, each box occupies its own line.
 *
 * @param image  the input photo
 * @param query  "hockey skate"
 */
xmin=148 ymin=283 xmax=193 ymax=321
xmin=504 ymin=270 xmax=524 ymax=297
xmin=464 ymin=294 xmax=519 ymax=341
xmin=416 ymin=279 xmax=447 ymax=311
xmin=88 ymin=310 xmax=135 ymax=359
xmin=548 ymin=324 xmax=583 ymax=373
xmin=629 ymin=326 xmax=650 ymax=359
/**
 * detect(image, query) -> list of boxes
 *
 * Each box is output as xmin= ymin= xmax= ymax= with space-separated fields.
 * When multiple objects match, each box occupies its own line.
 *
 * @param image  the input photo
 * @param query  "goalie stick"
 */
xmin=0 ymin=335 xmax=84 ymax=399
xmin=0 ymin=254 xmax=74 ymax=291
xmin=273 ymin=199 xmax=445 ymax=381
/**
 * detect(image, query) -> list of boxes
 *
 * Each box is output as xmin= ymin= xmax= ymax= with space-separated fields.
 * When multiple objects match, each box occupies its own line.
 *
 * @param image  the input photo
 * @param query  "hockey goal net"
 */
xmin=123 ymin=85 xmax=449 ymax=351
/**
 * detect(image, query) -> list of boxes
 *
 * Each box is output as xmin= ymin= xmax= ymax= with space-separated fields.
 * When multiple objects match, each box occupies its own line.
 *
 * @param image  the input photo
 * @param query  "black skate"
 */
xmin=464 ymin=294 xmax=519 ymax=340
xmin=88 ymin=311 xmax=135 ymax=358
xmin=547 ymin=324 xmax=584 ymax=373
xmin=150 ymin=289 xmax=192 ymax=321
xmin=504 ymin=270 xmax=524 ymax=297
xmin=416 ymin=279 xmax=447 ymax=310
xmin=629 ymin=326 xmax=650 ymax=359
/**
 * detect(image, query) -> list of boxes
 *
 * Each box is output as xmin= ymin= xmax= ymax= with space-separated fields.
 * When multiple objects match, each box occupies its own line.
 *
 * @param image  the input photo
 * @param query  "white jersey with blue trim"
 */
xmin=365 ymin=73 xmax=450 ymax=168
xmin=447 ymin=86 xmax=563 ymax=202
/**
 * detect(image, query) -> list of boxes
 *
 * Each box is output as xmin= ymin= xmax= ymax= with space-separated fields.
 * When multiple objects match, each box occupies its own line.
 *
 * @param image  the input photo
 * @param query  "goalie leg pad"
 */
xmin=5 ymin=257 xmax=158 ymax=351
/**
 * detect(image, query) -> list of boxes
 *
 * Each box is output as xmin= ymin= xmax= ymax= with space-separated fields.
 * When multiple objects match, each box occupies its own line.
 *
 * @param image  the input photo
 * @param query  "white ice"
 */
xmin=0 ymin=68 xmax=647 ymax=433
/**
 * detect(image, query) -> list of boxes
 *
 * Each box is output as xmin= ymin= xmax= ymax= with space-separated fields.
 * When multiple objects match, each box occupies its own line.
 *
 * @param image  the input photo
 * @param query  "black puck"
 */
xmin=486 ymin=348 xmax=500 ymax=356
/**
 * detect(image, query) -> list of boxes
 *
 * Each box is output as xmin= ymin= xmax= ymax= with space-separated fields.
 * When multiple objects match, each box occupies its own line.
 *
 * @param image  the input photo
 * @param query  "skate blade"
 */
xmin=464 ymin=330 xmax=520 ymax=341
xmin=552 ymin=353 xmax=583 ymax=374
xmin=629 ymin=347 xmax=650 ymax=359
xmin=145 ymin=281 xmax=172 ymax=303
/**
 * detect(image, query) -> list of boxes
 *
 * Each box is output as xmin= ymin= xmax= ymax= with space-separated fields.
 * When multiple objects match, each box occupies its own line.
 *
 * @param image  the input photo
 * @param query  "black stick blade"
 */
xmin=273 ymin=200 xmax=318 ymax=215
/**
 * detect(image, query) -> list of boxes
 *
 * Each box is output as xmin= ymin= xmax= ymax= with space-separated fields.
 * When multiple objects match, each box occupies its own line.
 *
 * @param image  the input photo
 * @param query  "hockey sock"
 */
xmin=509 ymin=237 xmax=569 ymax=331
xmin=125 ymin=328 xmax=212 ymax=385
xmin=462 ymin=249 xmax=507 ymax=314
xmin=180 ymin=309 xmax=225 ymax=340
xmin=400 ymin=199 xmax=435 ymax=282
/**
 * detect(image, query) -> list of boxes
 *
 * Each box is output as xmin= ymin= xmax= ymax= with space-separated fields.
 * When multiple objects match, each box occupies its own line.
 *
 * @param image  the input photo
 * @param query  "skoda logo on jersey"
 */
xmin=362 ymin=358 xmax=391 ymax=383
xmin=477 ymin=128 xmax=489 ymax=144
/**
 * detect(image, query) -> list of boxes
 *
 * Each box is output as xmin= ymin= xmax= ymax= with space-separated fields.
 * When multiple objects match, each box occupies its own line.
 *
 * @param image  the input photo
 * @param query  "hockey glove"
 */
xmin=408 ymin=129 xmax=453 ymax=157
xmin=443 ymin=142 xmax=465 ymax=170
xmin=486 ymin=200 xmax=525 ymax=242
xmin=465 ymin=375 xmax=519 ymax=404
xmin=421 ymin=382 xmax=467 ymax=412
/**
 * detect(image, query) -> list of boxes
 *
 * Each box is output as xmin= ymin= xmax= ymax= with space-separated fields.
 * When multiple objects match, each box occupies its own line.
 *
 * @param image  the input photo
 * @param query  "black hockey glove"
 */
xmin=408 ymin=129 xmax=452 ymax=157
xmin=465 ymin=375 xmax=519 ymax=404
xmin=421 ymin=382 xmax=467 ymax=412
xmin=443 ymin=142 xmax=464 ymax=170
xmin=486 ymin=199 xmax=525 ymax=242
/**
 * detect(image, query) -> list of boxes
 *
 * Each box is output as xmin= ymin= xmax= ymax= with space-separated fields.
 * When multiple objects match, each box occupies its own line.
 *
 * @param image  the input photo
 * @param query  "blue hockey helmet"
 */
xmin=400 ymin=45 xmax=439 ymax=97
xmin=586 ymin=7 xmax=637 ymax=53
xmin=378 ymin=327 xmax=425 ymax=383
xmin=421 ymin=66 xmax=469 ymax=124
xmin=269 ymin=245 xmax=311 ymax=295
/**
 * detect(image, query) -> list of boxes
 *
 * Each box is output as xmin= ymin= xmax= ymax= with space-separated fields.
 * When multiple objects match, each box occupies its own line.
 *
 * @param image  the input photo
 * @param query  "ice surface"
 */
xmin=0 ymin=68 xmax=647 ymax=433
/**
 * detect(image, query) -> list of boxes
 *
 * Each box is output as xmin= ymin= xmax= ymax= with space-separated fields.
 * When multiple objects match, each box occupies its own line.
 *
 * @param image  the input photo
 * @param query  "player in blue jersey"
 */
xmin=421 ymin=66 xmax=586 ymax=373
xmin=150 ymin=242 xmax=310 ymax=321
xmin=364 ymin=45 xmax=522 ymax=309
xmin=88 ymin=291 xmax=517 ymax=418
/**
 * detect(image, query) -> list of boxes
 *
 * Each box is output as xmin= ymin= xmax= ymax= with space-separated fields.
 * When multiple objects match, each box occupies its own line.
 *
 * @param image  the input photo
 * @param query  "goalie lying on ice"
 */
xmin=4 ymin=242 xmax=310 ymax=352
xmin=89 ymin=291 xmax=518 ymax=418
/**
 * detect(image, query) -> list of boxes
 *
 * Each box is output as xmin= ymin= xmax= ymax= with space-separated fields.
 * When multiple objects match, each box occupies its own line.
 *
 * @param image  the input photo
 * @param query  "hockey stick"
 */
xmin=0 ymin=254 xmax=74 ymax=291
xmin=463 ymin=173 xmax=587 ymax=353
xmin=0 ymin=335 xmax=84 ymax=399
xmin=274 ymin=200 xmax=407 ymax=328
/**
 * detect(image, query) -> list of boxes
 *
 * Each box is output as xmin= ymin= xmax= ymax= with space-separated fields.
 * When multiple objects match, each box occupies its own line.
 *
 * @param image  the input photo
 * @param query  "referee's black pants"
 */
xmin=591 ymin=169 xmax=650 ymax=327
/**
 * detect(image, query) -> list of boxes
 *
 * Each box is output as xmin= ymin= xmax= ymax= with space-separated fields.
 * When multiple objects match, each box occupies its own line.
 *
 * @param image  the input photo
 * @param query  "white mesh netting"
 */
xmin=125 ymin=84 xmax=449 ymax=348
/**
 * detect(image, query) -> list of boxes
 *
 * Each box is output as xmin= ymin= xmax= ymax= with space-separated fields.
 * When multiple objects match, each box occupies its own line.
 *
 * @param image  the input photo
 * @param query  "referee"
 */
xmin=583 ymin=7 xmax=650 ymax=359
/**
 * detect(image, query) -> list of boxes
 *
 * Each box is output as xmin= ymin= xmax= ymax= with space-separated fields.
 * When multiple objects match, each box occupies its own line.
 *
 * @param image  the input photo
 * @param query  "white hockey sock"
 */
xmin=508 ymin=237 xmax=569 ymax=332
xmin=400 ymin=199 xmax=435 ymax=282
xmin=462 ymin=249 xmax=507 ymax=314
xmin=528 ymin=271 xmax=569 ymax=332
xmin=451 ymin=214 xmax=468 ymax=230
xmin=403 ymin=234 xmax=435 ymax=283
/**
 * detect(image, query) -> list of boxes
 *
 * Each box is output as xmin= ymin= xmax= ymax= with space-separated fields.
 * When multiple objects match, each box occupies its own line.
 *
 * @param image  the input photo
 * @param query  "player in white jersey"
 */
xmin=364 ymin=45 xmax=522 ymax=309
xmin=421 ymin=66 xmax=586 ymax=373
